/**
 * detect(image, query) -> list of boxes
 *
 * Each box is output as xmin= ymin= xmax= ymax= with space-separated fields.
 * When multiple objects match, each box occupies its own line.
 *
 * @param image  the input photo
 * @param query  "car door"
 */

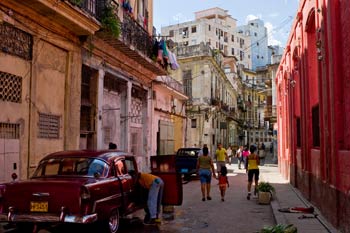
xmin=114 ymin=158 xmax=138 ymax=213
xmin=150 ymin=155 xmax=183 ymax=206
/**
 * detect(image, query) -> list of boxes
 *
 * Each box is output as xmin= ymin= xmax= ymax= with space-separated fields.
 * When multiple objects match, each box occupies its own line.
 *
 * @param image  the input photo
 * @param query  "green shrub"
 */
xmin=261 ymin=224 xmax=297 ymax=233
xmin=101 ymin=5 xmax=120 ymax=38
xmin=257 ymin=181 xmax=275 ymax=193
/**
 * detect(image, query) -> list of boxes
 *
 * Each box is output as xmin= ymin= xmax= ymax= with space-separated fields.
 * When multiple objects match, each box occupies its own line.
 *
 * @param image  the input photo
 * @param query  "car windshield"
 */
xmin=177 ymin=149 xmax=200 ymax=157
xmin=32 ymin=158 xmax=109 ymax=178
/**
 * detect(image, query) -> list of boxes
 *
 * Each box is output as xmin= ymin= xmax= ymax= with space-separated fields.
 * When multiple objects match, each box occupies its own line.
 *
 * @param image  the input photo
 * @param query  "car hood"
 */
xmin=1 ymin=178 xmax=92 ymax=214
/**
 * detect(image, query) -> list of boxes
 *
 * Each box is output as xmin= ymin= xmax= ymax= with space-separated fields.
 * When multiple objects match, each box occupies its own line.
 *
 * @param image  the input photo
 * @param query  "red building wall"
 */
xmin=277 ymin=0 xmax=350 ymax=232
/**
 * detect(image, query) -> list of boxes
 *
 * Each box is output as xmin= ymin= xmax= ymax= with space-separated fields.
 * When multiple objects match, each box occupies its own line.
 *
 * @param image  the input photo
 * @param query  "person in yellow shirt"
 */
xmin=138 ymin=173 xmax=164 ymax=225
xmin=215 ymin=143 xmax=228 ymax=176
xmin=245 ymin=144 xmax=260 ymax=200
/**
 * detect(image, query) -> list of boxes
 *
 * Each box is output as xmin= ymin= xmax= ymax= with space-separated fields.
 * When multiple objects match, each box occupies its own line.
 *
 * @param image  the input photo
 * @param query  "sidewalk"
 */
xmin=259 ymin=153 xmax=339 ymax=233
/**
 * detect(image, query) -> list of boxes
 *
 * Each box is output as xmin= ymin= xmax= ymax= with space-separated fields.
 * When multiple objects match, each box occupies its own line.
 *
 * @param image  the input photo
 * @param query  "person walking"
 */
xmin=196 ymin=147 xmax=216 ymax=201
xmin=198 ymin=144 xmax=211 ymax=157
xmin=137 ymin=173 xmax=164 ymax=224
xmin=226 ymin=145 xmax=233 ymax=165
xmin=242 ymin=146 xmax=250 ymax=170
xmin=236 ymin=145 xmax=244 ymax=169
xmin=215 ymin=143 xmax=228 ymax=176
xmin=218 ymin=166 xmax=229 ymax=202
xmin=245 ymin=145 xmax=260 ymax=200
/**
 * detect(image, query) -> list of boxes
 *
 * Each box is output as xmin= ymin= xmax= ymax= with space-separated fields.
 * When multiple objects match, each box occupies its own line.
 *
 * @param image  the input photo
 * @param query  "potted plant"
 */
xmin=256 ymin=181 xmax=275 ymax=204
xmin=261 ymin=224 xmax=297 ymax=233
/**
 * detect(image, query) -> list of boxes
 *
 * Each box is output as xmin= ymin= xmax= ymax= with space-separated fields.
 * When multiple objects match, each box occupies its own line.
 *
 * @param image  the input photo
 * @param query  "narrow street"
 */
xmin=0 ymin=160 xmax=276 ymax=233
xmin=117 ymin=159 xmax=275 ymax=233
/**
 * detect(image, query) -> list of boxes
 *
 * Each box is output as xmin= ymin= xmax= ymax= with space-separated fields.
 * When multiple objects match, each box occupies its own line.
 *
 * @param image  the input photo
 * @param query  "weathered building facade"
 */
xmin=0 ymin=0 xmax=169 ymax=181
xmin=277 ymin=0 xmax=350 ymax=231
xmin=171 ymin=43 xmax=241 ymax=152
xmin=151 ymin=75 xmax=187 ymax=155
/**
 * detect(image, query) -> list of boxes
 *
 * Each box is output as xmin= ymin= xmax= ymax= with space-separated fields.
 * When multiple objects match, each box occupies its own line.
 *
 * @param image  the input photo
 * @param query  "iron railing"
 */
xmin=121 ymin=13 xmax=153 ymax=58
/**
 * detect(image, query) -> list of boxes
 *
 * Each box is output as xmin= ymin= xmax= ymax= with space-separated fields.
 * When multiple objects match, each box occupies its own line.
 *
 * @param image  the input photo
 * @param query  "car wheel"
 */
xmin=108 ymin=209 xmax=120 ymax=233
xmin=16 ymin=223 xmax=35 ymax=233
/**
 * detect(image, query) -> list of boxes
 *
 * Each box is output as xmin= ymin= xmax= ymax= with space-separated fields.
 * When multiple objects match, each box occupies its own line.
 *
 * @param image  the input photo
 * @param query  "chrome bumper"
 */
xmin=0 ymin=213 xmax=97 ymax=224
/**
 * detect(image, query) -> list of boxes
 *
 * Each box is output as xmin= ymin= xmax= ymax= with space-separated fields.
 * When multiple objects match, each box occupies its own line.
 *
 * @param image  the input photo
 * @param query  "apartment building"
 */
xmin=0 ymin=0 xmax=186 ymax=181
xmin=236 ymin=18 xmax=269 ymax=70
xmin=161 ymin=7 xmax=252 ymax=69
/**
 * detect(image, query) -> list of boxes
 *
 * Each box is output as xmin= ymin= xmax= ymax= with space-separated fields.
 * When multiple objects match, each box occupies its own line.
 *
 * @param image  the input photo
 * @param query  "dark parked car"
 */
xmin=0 ymin=150 xmax=182 ymax=233
xmin=175 ymin=147 xmax=201 ymax=178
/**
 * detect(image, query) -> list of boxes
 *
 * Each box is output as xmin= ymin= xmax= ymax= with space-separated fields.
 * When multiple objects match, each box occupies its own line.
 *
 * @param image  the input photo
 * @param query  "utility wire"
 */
xmin=241 ymin=16 xmax=294 ymax=53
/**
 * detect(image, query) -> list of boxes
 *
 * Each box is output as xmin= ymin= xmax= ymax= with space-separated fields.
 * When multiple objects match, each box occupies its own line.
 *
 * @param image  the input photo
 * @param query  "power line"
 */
xmin=241 ymin=16 xmax=293 ymax=53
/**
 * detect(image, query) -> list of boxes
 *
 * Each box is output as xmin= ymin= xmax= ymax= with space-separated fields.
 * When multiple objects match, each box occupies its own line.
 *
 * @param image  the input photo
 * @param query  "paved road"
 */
xmin=1 ymin=161 xmax=276 ymax=233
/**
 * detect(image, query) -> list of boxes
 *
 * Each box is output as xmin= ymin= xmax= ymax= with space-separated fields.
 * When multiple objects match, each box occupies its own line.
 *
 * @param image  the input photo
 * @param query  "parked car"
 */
xmin=0 ymin=150 xmax=182 ymax=233
xmin=175 ymin=147 xmax=201 ymax=178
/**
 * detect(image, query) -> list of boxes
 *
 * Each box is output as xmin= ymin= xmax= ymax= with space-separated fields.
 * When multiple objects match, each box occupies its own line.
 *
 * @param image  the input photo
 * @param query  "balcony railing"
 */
xmin=155 ymin=76 xmax=184 ymax=94
xmin=121 ymin=13 xmax=153 ymax=58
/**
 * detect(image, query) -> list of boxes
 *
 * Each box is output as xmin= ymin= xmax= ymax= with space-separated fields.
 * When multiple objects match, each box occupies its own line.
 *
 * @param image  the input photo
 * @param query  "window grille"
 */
xmin=0 ymin=24 xmax=33 ymax=60
xmin=131 ymin=98 xmax=142 ymax=124
xmin=0 ymin=71 xmax=22 ymax=103
xmin=38 ymin=113 xmax=60 ymax=139
xmin=0 ymin=123 xmax=20 ymax=139
xmin=104 ymin=75 xmax=122 ymax=93
xmin=103 ymin=127 xmax=111 ymax=143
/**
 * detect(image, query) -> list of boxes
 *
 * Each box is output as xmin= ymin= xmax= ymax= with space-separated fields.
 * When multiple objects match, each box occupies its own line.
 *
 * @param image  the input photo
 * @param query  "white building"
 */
xmin=161 ymin=7 xmax=252 ymax=69
xmin=236 ymin=18 xmax=269 ymax=70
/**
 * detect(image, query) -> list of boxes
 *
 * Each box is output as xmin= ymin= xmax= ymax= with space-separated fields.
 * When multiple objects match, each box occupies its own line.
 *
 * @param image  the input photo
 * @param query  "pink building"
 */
xmin=276 ymin=0 xmax=350 ymax=232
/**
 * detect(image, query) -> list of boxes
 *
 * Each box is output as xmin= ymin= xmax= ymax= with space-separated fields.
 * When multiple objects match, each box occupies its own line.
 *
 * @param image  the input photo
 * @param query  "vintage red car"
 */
xmin=0 ymin=150 xmax=182 ymax=232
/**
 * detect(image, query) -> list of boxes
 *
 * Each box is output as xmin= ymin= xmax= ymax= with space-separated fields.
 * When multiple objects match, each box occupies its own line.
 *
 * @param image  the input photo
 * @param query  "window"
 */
xmin=183 ymin=70 xmax=192 ymax=97
xmin=191 ymin=26 xmax=197 ymax=33
xmin=169 ymin=30 xmax=174 ymax=37
xmin=254 ymin=32 xmax=258 ymax=36
xmin=312 ymin=105 xmax=320 ymax=147
xmin=240 ymin=51 xmax=244 ymax=61
xmin=0 ymin=123 xmax=20 ymax=139
xmin=191 ymin=119 xmax=197 ymax=128
xmin=231 ymin=35 xmax=234 ymax=42
xmin=208 ymin=25 xmax=211 ymax=31
xmin=231 ymin=48 xmax=235 ymax=55
xmin=38 ymin=113 xmax=60 ymax=139
xmin=0 ymin=71 xmax=22 ymax=103
xmin=296 ymin=117 xmax=301 ymax=147
xmin=115 ymin=160 xmax=127 ymax=175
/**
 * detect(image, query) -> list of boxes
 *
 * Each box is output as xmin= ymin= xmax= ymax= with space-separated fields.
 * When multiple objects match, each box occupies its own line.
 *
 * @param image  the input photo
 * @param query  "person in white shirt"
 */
xmin=226 ymin=146 xmax=233 ymax=165
xmin=236 ymin=145 xmax=244 ymax=169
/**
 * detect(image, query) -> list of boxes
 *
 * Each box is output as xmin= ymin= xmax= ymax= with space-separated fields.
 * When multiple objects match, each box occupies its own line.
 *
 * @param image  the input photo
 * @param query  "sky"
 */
xmin=153 ymin=0 xmax=300 ymax=47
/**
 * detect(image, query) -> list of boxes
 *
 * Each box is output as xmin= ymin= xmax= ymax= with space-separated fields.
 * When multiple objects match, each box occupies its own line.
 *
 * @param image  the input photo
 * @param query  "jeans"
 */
xmin=148 ymin=178 xmax=164 ymax=219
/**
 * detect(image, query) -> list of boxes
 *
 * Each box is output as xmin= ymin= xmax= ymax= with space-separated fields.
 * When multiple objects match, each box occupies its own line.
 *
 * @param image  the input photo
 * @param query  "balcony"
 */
xmin=1 ymin=0 xmax=100 ymax=36
xmin=264 ymin=105 xmax=277 ymax=122
xmin=154 ymin=76 xmax=187 ymax=100
xmin=96 ymin=6 xmax=166 ymax=76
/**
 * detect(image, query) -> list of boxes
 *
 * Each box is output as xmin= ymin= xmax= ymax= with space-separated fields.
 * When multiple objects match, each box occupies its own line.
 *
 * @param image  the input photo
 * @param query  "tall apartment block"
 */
xmin=236 ymin=18 xmax=269 ymax=70
xmin=161 ymin=7 xmax=252 ymax=69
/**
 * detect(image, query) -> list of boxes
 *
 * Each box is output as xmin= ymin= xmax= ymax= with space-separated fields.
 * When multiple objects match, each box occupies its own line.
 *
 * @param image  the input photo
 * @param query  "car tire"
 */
xmin=107 ymin=209 xmax=120 ymax=233
xmin=16 ymin=223 xmax=35 ymax=233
